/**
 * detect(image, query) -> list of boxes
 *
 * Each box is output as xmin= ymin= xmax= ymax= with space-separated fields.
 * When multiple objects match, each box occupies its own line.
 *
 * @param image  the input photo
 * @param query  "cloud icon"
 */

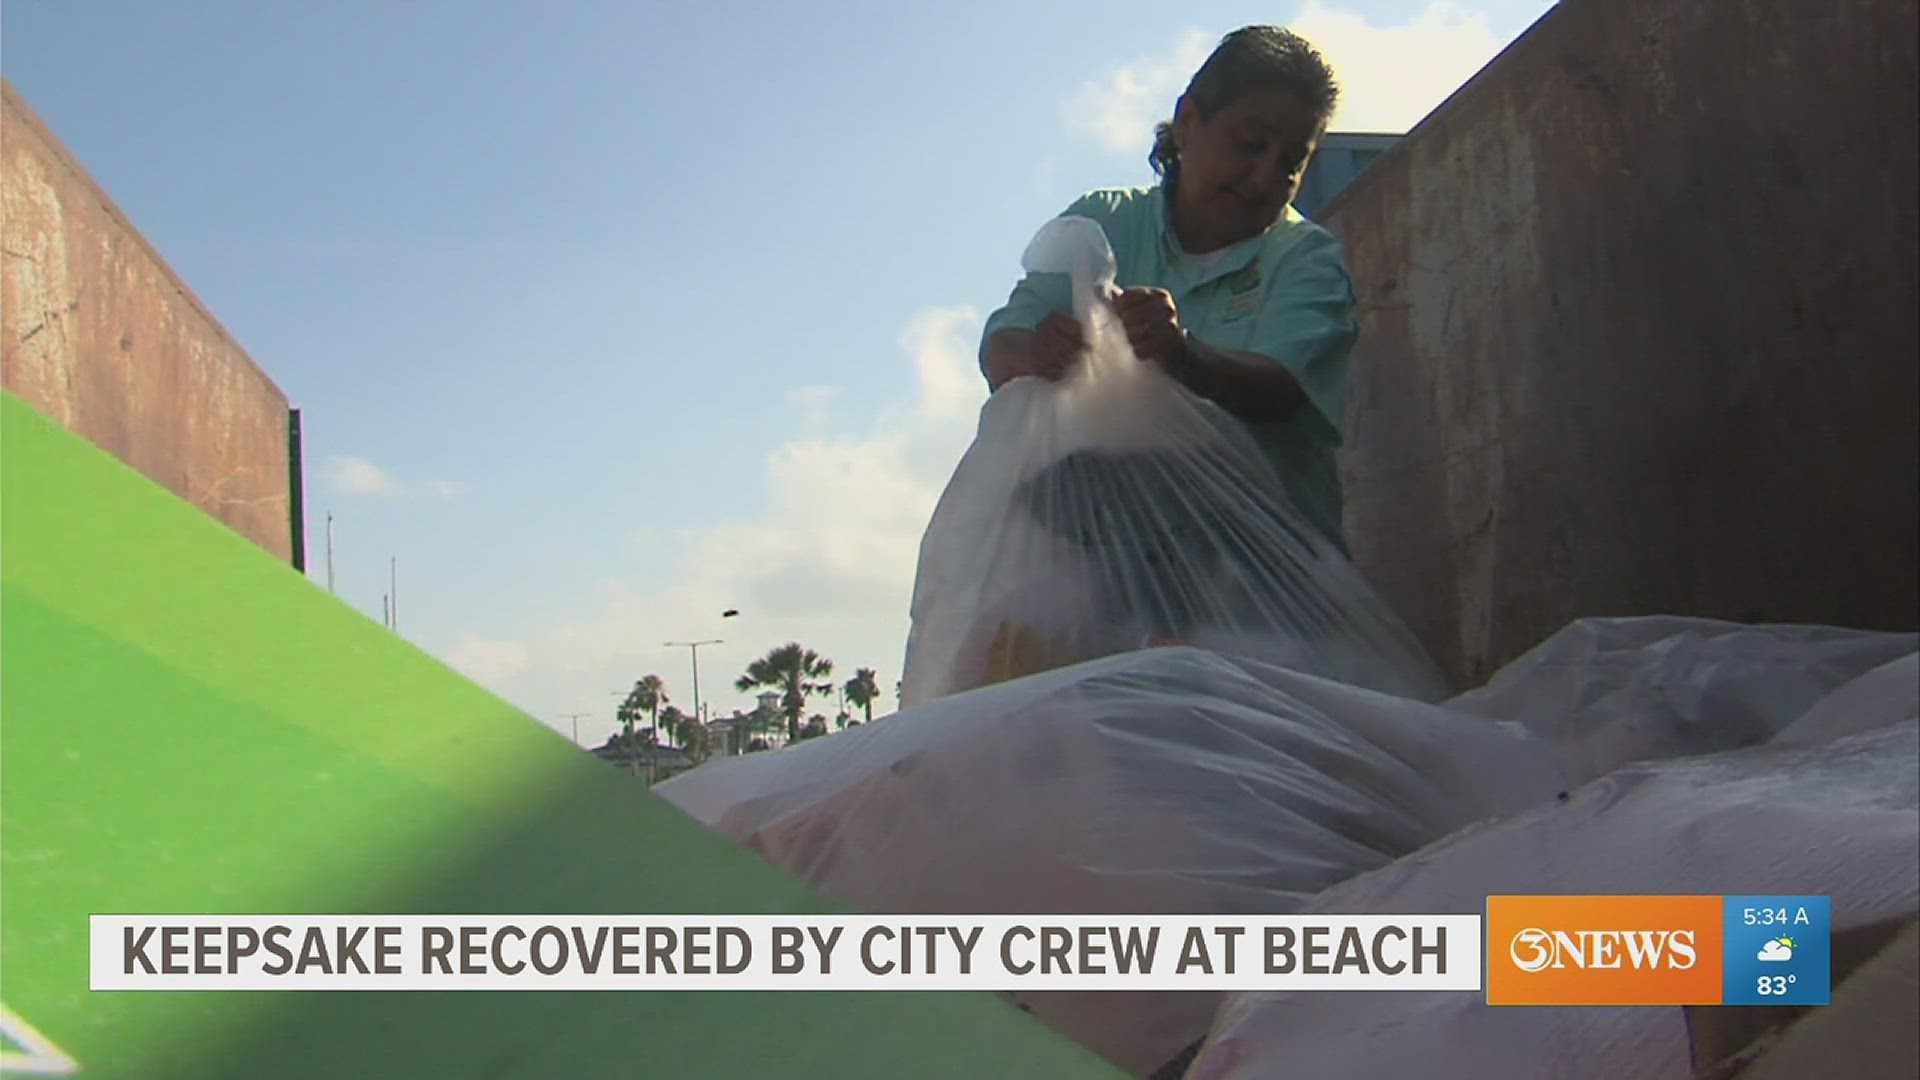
xmin=1757 ymin=939 xmax=1794 ymax=962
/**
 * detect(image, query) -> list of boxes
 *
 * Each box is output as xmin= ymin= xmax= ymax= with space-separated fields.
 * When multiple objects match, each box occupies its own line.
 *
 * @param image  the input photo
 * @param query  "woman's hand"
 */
xmin=1029 ymin=313 xmax=1086 ymax=380
xmin=1109 ymin=286 xmax=1309 ymax=422
xmin=1110 ymin=287 xmax=1191 ymax=371
xmin=982 ymin=315 xmax=1086 ymax=388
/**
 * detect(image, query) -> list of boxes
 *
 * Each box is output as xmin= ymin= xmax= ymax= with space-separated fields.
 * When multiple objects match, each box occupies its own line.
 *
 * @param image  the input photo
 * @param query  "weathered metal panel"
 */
xmin=1322 ymin=0 xmax=1920 ymax=686
xmin=2 ymin=79 xmax=295 ymax=563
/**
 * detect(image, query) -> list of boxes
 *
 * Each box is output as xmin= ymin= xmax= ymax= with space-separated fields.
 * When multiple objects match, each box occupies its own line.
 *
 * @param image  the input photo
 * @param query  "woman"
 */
xmin=980 ymin=25 xmax=1357 ymax=549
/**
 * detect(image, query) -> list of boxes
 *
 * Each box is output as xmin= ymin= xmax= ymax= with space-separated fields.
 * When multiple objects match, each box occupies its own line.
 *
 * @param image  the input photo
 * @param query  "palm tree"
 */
xmin=680 ymin=721 xmax=714 ymax=765
xmin=735 ymin=643 xmax=835 ymax=743
xmin=844 ymin=668 xmax=881 ymax=724
xmin=632 ymin=675 xmax=667 ymax=745
xmin=663 ymin=704 xmax=704 ymax=749
xmin=617 ymin=675 xmax=668 ymax=779
xmin=614 ymin=693 xmax=643 ymax=776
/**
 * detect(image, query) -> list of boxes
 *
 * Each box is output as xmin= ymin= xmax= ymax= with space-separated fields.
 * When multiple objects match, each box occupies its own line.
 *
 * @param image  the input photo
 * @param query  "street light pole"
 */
xmin=559 ymin=712 xmax=591 ymax=748
xmin=664 ymin=639 xmax=722 ymax=747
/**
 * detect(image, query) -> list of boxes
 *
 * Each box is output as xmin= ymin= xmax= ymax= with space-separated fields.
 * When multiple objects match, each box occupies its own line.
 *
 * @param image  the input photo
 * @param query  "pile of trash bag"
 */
xmin=661 ymin=626 xmax=1916 ymax=1077
xmin=1184 ymin=653 xmax=1920 ymax=1080
xmin=1446 ymin=615 xmax=1920 ymax=785
xmin=659 ymin=647 xmax=1563 ymax=1076
xmin=897 ymin=215 xmax=1444 ymax=708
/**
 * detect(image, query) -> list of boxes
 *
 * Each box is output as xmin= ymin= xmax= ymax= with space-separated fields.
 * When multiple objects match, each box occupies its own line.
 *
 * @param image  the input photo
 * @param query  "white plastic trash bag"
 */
xmin=1183 ymin=722 xmax=1920 ymax=1080
xmin=899 ymin=216 xmax=1443 ymax=708
xmin=1772 ymin=651 xmax=1919 ymax=748
xmin=1448 ymin=616 xmax=1920 ymax=785
xmin=657 ymin=647 xmax=1564 ymax=1077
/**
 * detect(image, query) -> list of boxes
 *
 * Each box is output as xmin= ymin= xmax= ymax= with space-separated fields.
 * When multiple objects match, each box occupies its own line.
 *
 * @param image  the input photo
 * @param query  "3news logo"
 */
xmin=1506 ymin=925 xmax=1699 ymax=973
xmin=1485 ymin=895 xmax=1830 ymax=1006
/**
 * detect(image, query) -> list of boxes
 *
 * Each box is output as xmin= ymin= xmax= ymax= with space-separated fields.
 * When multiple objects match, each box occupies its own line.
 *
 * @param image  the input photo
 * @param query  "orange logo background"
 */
xmin=1486 ymin=895 xmax=1724 ymax=1005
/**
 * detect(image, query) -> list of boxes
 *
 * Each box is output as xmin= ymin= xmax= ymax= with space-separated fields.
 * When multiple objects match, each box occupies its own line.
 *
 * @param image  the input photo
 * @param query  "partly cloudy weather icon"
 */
xmin=1757 ymin=937 xmax=1795 ymax=962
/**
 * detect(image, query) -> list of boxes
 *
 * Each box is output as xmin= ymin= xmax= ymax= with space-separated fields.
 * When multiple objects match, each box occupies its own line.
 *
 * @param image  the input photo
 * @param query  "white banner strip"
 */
xmin=90 ymin=914 xmax=1482 ymax=992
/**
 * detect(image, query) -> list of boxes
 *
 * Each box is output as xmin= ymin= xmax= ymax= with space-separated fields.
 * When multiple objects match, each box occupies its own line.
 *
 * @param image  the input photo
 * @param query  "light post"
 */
xmin=665 ymin=610 xmax=738 ymax=760
xmin=664 ymin=639 xmax=722 ymax=747
xmin=558 ymin=712 xmax=591 ymax=748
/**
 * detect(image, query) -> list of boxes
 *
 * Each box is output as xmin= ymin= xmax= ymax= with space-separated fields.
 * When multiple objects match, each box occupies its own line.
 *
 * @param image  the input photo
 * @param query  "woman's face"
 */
xmin=1172 ymin=88 xmax=1323 ymax=248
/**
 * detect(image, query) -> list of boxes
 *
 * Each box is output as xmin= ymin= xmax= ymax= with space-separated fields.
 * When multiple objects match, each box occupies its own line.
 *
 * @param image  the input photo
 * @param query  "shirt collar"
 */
xmin=1154 ymin=183 xmax=1308 ymax=286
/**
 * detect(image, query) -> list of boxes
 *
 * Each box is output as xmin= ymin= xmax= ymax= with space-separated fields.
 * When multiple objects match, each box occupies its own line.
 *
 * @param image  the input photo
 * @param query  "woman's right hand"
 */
xmin=1029 ymin=313 xmax=1086 ymax=380
xmin=984 ymin=315 xmax=1086 ymax=388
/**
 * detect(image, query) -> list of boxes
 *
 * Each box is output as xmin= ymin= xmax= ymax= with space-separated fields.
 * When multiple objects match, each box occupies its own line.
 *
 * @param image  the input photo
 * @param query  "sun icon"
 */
xmin=1775 ymin=937 xmax=1794 ymax=948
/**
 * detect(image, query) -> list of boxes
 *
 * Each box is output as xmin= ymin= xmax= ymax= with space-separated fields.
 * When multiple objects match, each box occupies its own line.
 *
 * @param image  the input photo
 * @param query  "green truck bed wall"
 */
xmin=0 ymin=391 xmax=1121 ymax=1079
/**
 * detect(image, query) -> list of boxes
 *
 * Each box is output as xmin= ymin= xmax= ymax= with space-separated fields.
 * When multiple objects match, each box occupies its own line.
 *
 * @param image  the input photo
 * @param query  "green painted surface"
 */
xmin=0 ymin=392 xmax=1121 ymax=1079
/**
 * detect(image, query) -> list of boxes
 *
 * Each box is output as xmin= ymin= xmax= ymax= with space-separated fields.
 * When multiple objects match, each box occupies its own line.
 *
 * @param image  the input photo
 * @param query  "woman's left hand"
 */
xmin=1109 ymin=287 xmax=1191 ymax=371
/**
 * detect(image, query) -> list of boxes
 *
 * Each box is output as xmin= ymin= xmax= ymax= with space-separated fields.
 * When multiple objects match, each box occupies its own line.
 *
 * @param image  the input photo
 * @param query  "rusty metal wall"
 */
xmin=2 ymin=79 xmax=295 ymax=563
xmin=1322 ymin=0 xmax=1919 ymax=687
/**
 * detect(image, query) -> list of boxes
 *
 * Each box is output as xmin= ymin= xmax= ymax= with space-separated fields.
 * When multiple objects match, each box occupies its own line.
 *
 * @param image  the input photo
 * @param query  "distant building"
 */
xmin=590 ymin=739 xmax=695 ymax=780
xmin=1295 ymin=133 xmax=1402 ymax=219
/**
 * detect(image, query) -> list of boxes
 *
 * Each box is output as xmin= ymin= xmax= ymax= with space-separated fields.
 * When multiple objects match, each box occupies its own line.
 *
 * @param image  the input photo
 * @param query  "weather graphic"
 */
xmin=1723 ymin=896 xmax=1829 ymax=1005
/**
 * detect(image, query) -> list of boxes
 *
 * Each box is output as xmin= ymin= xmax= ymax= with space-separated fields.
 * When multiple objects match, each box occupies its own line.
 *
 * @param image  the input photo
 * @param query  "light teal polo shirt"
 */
xmin=979 ymin=184 xmax=1359 ymax=547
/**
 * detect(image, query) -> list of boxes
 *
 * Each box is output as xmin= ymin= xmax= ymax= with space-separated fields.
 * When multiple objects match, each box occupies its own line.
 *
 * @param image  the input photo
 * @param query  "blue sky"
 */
xmin=3 ymin=0 xmax=1553 ymax=746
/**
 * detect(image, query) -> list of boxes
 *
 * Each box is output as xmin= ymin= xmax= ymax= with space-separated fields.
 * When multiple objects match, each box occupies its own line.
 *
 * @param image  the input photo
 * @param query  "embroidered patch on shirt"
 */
xmin=1224 ymin=262 xmax=1262 ymax=295
xmin=1226 ymin=290 xmax=1261 ymax=319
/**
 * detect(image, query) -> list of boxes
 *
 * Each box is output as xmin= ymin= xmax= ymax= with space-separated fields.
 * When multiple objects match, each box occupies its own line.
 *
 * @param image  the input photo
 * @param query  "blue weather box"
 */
xmin=1721 ymin=895 xmax=1830 ymax=1005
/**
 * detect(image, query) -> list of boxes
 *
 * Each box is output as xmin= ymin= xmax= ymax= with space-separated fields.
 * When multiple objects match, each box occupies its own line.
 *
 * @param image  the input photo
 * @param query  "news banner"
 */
xmin=91 ymin=895 xmax=1831 ymax=1006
